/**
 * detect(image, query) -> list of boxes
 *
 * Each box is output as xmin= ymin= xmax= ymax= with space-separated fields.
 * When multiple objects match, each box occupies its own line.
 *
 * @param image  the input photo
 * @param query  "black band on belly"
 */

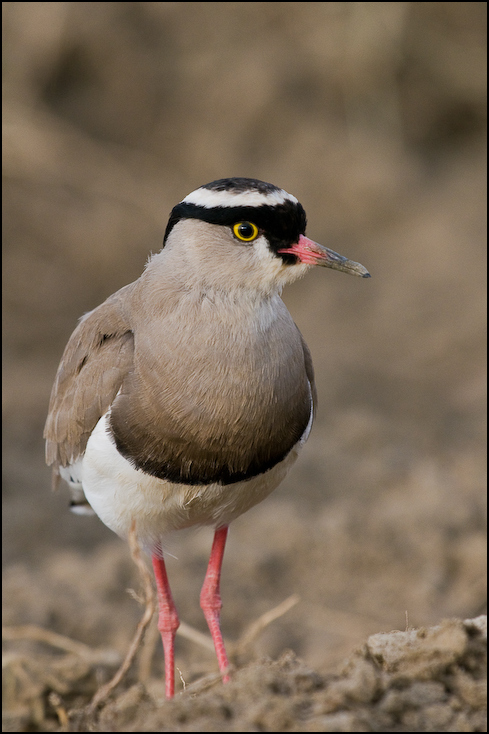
xmin=109 ymin=418 xmax=308 ymax=486
xmin=111 ymin=438 xmax=296 ymax=486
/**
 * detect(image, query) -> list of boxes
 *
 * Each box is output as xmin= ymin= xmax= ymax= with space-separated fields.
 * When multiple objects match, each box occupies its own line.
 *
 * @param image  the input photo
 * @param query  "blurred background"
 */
xmin=3 ymin=0 xmax=486 ymax=683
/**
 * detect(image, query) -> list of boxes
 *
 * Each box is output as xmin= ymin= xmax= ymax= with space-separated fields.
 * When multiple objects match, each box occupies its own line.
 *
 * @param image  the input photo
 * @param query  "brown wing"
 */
xmin=44 ymin=285 xmax=135 ymax=475
xmin=298 ymin=327 xmax=317 ymax=416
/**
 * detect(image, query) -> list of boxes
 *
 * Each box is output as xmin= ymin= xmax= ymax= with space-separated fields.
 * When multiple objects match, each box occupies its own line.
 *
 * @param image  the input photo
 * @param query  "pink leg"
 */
xmin=200 ymin=526 xmax=230 ymax=683
xmin=152 ymin=554 xmax=180 ymax=699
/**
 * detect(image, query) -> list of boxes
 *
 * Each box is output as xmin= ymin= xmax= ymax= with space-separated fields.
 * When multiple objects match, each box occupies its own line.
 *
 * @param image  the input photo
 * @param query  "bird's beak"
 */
xmin=279 ymin=235 xmax=371 ymax=278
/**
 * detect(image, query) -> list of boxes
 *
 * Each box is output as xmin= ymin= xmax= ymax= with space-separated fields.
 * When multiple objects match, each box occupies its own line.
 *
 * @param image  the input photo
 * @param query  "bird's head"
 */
xmin=161 ymin=178 xmax=370 ymax=294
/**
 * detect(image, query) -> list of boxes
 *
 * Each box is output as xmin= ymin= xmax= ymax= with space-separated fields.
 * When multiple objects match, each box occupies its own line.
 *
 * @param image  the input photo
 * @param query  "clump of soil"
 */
xmin=3 ymin=616 xmax=486 ymax=732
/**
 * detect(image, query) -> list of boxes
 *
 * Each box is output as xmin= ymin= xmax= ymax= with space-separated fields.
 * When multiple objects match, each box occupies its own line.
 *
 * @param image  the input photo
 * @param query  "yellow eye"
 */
xmin=233 ymin=222 xmax=259 ymax=242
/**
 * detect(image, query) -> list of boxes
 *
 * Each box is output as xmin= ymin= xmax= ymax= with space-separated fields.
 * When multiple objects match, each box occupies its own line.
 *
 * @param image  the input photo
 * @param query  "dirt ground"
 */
xmin=2 ymin=3 xmax=487 ymax=732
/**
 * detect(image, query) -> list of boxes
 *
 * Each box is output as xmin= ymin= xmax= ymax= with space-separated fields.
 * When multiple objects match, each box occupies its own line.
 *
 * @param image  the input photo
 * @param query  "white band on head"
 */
xmin=183 ymin=187 xmax=298 ymax=209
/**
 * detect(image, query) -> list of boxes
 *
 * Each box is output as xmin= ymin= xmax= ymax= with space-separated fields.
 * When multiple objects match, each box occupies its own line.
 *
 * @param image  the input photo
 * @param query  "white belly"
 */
xmin=79 ymin=412 xmax=308 ymax=552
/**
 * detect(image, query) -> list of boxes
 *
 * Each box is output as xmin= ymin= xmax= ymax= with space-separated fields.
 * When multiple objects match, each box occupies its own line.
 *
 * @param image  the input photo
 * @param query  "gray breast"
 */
xmin=109 ymin=305 xmax=312 ymax=486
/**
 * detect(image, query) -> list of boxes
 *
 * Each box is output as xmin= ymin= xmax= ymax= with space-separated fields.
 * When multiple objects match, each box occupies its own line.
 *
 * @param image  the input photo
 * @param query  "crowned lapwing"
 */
xmin=45 ymin=177 xmax=370 ymax=698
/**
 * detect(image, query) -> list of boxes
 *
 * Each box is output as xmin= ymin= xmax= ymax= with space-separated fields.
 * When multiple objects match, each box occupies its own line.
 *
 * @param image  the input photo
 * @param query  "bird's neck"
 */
xmin=140 ymin=249 xmax=285 ymax=324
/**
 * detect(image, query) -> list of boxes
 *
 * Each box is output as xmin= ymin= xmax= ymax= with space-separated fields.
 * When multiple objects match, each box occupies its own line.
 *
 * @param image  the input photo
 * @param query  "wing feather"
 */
xmin=44 ymin=286 xmax=135 ymax=473
xmin=298 ymin=328 xmax=317 ymax=415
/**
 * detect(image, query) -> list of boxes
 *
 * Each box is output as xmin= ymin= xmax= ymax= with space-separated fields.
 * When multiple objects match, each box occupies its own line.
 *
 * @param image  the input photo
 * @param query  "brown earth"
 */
xmin=2 ymin=3 xmax=486 ymax=732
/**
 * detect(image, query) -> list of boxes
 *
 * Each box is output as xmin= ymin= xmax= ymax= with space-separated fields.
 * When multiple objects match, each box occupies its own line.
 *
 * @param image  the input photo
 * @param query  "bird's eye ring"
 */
xmin=233 ymin=222 xmax=259 ymax=242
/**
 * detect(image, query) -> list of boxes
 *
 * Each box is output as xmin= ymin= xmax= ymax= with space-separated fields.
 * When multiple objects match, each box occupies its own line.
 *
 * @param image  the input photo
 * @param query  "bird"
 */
xmin=44 ymin=177 xmax=370 ymax=698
